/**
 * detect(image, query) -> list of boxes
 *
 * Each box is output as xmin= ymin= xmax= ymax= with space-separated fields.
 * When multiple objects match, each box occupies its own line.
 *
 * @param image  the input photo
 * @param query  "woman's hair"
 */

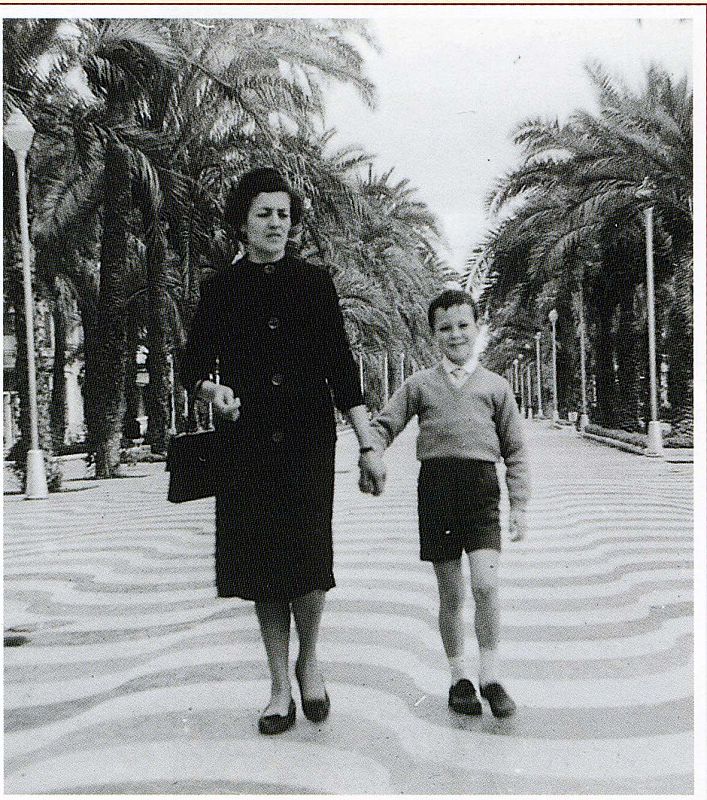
xmin=428 ymin=289 xmax=479 ymax=329
xmin=223 ymin=167 xmax=304 ymax=237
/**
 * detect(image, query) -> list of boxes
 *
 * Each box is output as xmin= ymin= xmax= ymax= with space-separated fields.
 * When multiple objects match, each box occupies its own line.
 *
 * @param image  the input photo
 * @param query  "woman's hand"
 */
xmin=200 ymin=381 xmax=241 ymax=422
xmin=213 ymin=386 xmax=241 ymax=422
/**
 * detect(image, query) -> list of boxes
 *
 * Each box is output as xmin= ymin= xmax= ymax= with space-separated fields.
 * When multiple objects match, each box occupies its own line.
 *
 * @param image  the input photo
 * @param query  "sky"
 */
xmin=321 ymin=8 xmax=697 ymax=273
xmin=1 ymin=3 xmax=700 ymax=276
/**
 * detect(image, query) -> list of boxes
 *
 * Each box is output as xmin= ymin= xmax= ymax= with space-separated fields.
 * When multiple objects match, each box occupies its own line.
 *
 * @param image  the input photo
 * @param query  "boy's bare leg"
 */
xmin=469 ymin=547 xmax=516 ymax=716
xmin=432 ymin=559 xmax=469 ymax=681
xmin=254 ymin=601 xmax=293 ymax=716
xmin=468 ymin=548 xmax=501 ymax=683
xmin=292 ymin=589 xmax=327 ymax=700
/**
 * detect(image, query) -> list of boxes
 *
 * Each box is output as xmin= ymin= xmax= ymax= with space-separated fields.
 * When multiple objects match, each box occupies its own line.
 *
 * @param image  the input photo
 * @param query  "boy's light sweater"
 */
xmin=371 ymin=362 xmax=530 ymax=509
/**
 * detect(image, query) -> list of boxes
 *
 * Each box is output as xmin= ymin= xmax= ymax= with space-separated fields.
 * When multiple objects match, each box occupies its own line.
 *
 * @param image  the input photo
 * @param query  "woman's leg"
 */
xmin=432 ymin=559 xmax=469 ymax=681
xmin=254 ymin=601 xmax=293 ymax=716
xmin=291 ymin=589 xmax=327 ymax=700
xmin=468 ymin=548 xmax=501 ymax=684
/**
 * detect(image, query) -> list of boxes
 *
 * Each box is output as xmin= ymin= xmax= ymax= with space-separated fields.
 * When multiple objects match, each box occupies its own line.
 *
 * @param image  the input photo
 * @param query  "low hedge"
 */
xmin=584 ymin=424 xmax=647 ymax=448
xmin=585 ymin=423 xmax=693 ymax=449
xmin=663 ymin=433 xmax=693 ymax=448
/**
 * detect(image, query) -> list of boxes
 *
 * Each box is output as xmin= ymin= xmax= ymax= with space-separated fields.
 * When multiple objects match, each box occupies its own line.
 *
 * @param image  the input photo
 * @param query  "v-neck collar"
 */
xmin=437 ymin=360 xmax=480 ymax=395
xmin=437 ymin=362 xmax=477 ymax=395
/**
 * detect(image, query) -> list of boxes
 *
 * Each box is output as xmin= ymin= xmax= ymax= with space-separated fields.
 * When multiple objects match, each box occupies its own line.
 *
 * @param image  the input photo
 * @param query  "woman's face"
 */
xmin=242 ymin=191 xmax=292 ymax=262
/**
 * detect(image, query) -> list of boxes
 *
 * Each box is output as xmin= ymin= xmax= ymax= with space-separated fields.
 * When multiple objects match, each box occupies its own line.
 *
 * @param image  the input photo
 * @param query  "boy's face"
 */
xmin=433 ymin=303 xmax=479 ymax=366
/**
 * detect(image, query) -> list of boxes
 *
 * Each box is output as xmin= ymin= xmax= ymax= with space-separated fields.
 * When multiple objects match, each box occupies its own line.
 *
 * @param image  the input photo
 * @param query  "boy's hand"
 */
xmin=509 ymin=507 xmax=527 ymax=542
xmin=359 ymin=451 xmax=386 ymax=495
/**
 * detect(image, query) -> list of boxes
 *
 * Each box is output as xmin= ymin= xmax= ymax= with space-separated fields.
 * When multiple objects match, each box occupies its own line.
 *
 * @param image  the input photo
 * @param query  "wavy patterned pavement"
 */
xmin=3 ymin=422 xmax=694 ymax=794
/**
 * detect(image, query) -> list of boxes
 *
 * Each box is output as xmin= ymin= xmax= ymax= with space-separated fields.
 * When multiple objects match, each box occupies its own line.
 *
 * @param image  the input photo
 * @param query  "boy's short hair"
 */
xmin=428 ymin=289 xmax=479 ymax=329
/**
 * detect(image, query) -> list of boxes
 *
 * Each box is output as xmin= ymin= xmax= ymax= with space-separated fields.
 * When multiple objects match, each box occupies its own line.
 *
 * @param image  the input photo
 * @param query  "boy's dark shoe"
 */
xmin=448 ymin=679 xmax=482 ymax=715
xmin=480 ymin=682 xmax=516 ymax=718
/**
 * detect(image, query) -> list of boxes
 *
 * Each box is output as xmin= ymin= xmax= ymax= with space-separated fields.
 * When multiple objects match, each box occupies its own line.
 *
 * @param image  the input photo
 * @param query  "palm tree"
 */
xmin=482 ymin=61 xmax=692 ymax=429
xmin=22 ymin=19 xmax=179 ymax=475
xmin=77 ymin=20 xmax=179 ymax=476
xmin=141 ymin=18 xmax=380 ymax=436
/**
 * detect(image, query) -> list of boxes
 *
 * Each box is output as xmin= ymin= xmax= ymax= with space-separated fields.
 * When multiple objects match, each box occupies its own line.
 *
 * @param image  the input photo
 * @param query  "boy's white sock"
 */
xmin=448 ymin=654 xmax=469 ymax=684
xmin=478 ymin=647 xmax=498 ymax=686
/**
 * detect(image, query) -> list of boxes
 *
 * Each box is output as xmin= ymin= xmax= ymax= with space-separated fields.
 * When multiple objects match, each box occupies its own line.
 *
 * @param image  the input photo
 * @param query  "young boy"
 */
xmin=360 ymin=289 xmax=529 ymax=718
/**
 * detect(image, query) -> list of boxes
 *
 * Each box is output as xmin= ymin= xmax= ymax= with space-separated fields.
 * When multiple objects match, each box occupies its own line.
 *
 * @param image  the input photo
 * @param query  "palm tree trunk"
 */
xmin=555 ymin=291 xmax=578 ymax=416
xmin=122 ymin=318 xmax=141 ymax=444
xmin=665 ymin=256 xmax=693 ymax=419
xmin=587 ymin=280 xmax=618 ymax=427
xmin=93 ymin=139 xmax=131 ymax=478
xmin=614 ymin=291 xmax=641 ymax=430
xmin=142 ymin=213 xmax=170 ymax=454
xmin=4 ymin=259 xmax=62 ymax=490
xmin=50 ymin=279 xmax=68 ymax=451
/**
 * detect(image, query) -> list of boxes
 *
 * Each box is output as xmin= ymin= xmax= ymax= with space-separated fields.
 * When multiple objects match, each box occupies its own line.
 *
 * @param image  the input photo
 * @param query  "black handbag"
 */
xmin=166 ymin=429 xmax=220 ymax=503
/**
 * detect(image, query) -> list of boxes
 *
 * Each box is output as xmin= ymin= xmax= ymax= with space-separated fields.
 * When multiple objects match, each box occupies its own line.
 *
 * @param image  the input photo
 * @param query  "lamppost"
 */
xmin=382 ymin=352 xmax=389 ymax=402
xmin=4 ymin=110 xmax=48 ymax=499
xmin=518 ymin=353 xmax=525 ymax=416
xmin=512 ymin=357 xmax=519 ymax=394
xmin=524 ymin=342 xmax=533 ymax=418
xmin=168 ymin=354 xmax=177 ymax=435
xmin=636 ymin=178 xmax=663 ymax=456
xmin=534 ymin=331 xmax=544 ymax=418
xmin=526 ymin=360 xmax=533 ymax=419
xmin=577 ymin=285 xmax=590 ymax=431
xmin=548 ymin=309 xmax=559 ymax=423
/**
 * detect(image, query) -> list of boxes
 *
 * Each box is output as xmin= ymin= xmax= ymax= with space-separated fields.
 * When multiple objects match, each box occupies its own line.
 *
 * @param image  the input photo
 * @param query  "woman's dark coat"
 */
xmin=180 ymin=254 xmax=363 ymax=601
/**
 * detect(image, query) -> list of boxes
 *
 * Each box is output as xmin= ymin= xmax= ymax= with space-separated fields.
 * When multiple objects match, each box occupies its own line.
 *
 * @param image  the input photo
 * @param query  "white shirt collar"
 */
xmin=442 ymin=353 xmax=479 ymax=376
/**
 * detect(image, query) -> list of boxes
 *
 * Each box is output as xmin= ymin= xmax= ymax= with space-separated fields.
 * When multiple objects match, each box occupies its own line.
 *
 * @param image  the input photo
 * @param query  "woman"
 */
xmin=180 ymin=167 xmax=385 ymax=735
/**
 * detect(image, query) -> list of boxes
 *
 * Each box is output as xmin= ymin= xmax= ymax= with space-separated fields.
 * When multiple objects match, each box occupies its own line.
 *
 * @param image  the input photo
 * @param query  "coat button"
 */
xmin=263 ymin=263 xmax=275 ymax=275
xmin=271 ymin=373 xmax=283 ymax=386
xmin=268 ymin=317 xmax=280 ymax=330
xmin=271 ymin=429 xmax=284 ymax=443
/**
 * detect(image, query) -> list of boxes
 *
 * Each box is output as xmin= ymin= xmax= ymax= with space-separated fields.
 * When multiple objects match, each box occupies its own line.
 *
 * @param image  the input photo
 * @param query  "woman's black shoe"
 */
xmin=258 ymin=699 xmax=296 ymax=735
xmin=295 ymin=661 xmax=331 ymax=723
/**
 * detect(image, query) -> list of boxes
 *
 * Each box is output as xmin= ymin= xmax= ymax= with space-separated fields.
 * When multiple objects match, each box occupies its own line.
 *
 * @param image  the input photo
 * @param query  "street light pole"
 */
xmin=635 ymin=178 xmax=663 ymax=456
xmin=534 ymin=331 xmax=544 ymax=418
xmin=168 ymin=354 xmax=177 ymax=435
xmin=577 ymin=285 xmax=590 ymax=431
xmin=4 ymin=110 xmax=48 ymax=499
xmin=548 ymin=309 xmax=559 ymax=423
xmin=643 ymin=205 xmax=663 ymax=456
xmin=512 ymin=358 xmax=519 ymax=394
xmin=382 ymin=352 xmax=389 ymax=402
xmin=518 ymin=354 xmax=525 ymax=416
xmin=526 ymin=361 xmax=533 ymax=419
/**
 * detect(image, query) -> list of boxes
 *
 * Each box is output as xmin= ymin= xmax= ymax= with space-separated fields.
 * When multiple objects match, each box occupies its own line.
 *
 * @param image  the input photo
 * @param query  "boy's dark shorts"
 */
xmin=418 ymin=458 xmax=501 ymax=561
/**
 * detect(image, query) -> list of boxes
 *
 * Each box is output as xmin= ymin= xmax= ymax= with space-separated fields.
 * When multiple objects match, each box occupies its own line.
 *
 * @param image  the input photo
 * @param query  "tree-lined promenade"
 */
xmin=3 ymin=18 xmax=693 ymax=493
xmin=479 ymin=63 xmax=693 ymax=441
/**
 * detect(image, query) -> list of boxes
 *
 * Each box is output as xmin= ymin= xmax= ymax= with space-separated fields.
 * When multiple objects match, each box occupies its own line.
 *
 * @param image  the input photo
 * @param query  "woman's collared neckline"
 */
xmin=238 ymin=254 xmax=288 ymax=275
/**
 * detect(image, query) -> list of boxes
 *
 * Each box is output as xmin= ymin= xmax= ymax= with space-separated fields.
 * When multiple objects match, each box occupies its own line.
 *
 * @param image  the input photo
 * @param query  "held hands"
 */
xmin=509 ymin=507 xmax=527 ymax=542
xmin=358 ymin=451 xmax=386 ymax=496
